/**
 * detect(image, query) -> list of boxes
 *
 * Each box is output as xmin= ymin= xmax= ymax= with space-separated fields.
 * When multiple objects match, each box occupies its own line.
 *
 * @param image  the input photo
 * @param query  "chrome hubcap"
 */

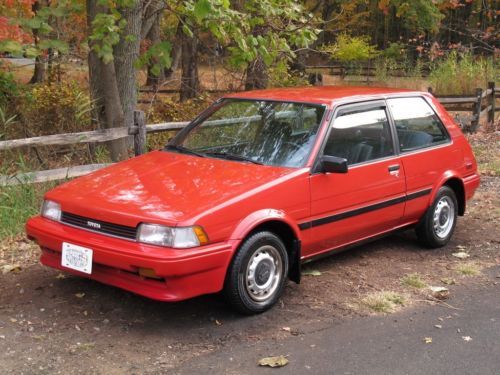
xmin=433 ymin=196 xmax=455 ymax=239
xmin=245 ymin=245 xmax=282 ymax=302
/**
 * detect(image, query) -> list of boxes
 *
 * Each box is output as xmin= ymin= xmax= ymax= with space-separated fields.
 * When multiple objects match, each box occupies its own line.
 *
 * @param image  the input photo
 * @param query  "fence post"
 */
xmin=488 ymin=81 xmax=495 ymax=124
xmin=427 ymin=87 xmax=433 ymax=95
xmin=133 ymin=110 xmax=146 ymax=156
xmin=470 ymin=88 xmax=483 ymax=133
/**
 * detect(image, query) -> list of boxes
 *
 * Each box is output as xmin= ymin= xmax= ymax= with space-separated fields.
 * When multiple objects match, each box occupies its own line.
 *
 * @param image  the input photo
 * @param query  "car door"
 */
xmin=304 ymin=101 xmax=406 ymax=256
xmin=386 ymin=97 xmax=455 ymax=223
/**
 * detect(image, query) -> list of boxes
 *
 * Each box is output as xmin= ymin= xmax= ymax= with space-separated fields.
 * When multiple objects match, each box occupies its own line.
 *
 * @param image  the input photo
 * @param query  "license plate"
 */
xmin=61 ymin=242 xmax=93 ymax=274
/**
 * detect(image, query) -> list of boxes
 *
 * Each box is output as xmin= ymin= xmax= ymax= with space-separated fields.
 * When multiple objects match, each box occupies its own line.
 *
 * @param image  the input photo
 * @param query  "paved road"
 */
xmin=177 ymin=266 xmax=500 ymax=375
xmin=0 ymin=57 xmax=34 ymax=66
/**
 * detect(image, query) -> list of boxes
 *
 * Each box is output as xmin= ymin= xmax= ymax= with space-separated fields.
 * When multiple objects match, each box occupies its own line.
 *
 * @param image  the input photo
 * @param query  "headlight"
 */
xmin=137 ymin=224 xmax=208 ymax=248
xmin=41 ymin=200 xmax=61 ymax=221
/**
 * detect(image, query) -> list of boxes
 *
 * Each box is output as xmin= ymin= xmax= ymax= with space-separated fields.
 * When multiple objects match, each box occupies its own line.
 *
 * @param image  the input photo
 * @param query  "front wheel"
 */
xmin=416 ymin=186 xmax=458 ymax=248
xmin=224 ymin=231 xmax=288 ymax=314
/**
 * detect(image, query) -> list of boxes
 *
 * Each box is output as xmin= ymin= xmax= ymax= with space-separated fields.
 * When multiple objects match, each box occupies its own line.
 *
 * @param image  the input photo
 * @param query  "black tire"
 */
xmin=224 ymin=231 xmax=289 ymax=315
xmin=415 ymin=186 xmax=458 ymax=248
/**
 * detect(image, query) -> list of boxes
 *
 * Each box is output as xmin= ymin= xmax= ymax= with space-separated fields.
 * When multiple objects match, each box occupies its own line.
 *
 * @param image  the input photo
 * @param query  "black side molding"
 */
xmin=299 ymin=188 xmax=432 ymax=230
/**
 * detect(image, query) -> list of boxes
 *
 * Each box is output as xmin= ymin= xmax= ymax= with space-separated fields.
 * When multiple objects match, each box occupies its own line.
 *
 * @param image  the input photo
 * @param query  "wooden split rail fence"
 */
xmin=1 ymin=82 xmax=498 ymax=186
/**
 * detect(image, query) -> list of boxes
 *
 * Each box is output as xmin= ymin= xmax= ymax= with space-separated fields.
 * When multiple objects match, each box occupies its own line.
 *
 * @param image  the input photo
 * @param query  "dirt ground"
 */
xmin=0 ymin=171 xmax=499 ymax=374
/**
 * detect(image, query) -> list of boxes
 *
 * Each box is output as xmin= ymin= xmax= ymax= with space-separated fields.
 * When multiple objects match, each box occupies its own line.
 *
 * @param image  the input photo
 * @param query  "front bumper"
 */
xmin=26 ymin=216 xmax=236 ymax=301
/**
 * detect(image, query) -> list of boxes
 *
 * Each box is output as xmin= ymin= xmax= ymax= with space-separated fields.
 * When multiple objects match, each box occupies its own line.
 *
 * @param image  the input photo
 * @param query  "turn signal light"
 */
xmin=138 ymin=268 xmax=162 ymax=279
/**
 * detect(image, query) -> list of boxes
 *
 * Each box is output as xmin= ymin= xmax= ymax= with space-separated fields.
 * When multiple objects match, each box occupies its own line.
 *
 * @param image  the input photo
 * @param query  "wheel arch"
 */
xmin=442 ymin=177 xmax=466 ymax=216
xmin=229 ymin=211 xmax=302 ymax=284
xmin=431 ymin=171 xmax=466 ymax=216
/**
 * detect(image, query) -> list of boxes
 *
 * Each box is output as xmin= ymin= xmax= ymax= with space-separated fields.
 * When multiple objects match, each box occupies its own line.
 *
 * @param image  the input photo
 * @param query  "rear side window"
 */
xmin=387 ymin=97 xmax=449 ymax=152
xmin=324 ymin=107 xmax=394 ymax=165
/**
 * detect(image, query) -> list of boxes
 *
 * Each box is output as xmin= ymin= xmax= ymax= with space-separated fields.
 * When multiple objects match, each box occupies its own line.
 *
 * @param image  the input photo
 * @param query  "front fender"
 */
xmin=229 ymin=209 xmax=302 ymax=242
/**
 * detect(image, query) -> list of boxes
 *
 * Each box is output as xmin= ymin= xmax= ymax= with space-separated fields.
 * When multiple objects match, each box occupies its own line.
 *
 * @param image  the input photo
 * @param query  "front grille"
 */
xmin=61 ymin=212 xmax=137 ymax=240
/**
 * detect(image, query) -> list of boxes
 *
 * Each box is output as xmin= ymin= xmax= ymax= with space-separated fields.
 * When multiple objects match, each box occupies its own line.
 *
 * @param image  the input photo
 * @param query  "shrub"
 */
xmin=0 ymin=69 xmax=19 ymax=107
xmin=146 ymin=96 xmax=212 ymax=150
xmin=321 ymin=34 xmax=379 ymax=63
xmin=21 ymin=81 xmax=93 ymax=136
xmin=429 ymin=52 xmax=494 ymax=94
xmin=268 ymin=63 xmax=309 ymax=88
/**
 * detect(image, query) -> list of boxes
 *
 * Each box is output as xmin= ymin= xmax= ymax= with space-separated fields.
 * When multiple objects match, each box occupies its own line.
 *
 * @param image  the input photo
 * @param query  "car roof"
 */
xmin=224 ymin=86 xmax=422 ymax=106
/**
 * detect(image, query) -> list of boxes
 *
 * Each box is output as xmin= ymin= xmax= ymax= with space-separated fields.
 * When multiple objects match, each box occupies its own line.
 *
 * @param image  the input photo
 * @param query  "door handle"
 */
xmin=388 ymin=164 xmax=400 ymax=172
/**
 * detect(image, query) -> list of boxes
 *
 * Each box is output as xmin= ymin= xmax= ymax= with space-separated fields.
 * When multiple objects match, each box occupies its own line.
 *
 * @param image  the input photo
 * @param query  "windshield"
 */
xmin=170 ymin=99 xmax=326 ymax=168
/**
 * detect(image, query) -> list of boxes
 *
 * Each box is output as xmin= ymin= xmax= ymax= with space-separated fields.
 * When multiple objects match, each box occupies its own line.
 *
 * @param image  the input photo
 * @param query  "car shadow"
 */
xmin=46 ymin=227 xmax=461 ymax=338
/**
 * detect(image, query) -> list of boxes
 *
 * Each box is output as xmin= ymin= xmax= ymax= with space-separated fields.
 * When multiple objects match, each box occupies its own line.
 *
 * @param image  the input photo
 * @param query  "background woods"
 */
xmin=0 ymin=0 xmax=497 ymax=166
xmin=0 ymin=0 xmax=497 ymax=240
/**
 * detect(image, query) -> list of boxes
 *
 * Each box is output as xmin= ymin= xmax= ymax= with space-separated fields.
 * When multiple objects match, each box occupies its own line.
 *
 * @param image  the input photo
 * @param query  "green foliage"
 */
xmin=383 ymin=42 xmax=406 ymax=60
xmin=268 ymin=63 xmax=309 ymax=88
xmin=136 ymin=41 xmax=172 ymax=76
xmin=177 ymin=0 xmax=318 ymax=70
xmin=0 ymin=2 xmax=77 ymax=57
xmin=89 ymin=12 xmax=125 ymax=64
xmin=393 ymin=0 xmax=444 ymax=34
xmin=429 ymin=52 xmax=495 ymax=94
xmin=17 ymin=81 xmax=93 ymax=137
xmin=322 ymin=34 xmax=379 ymax=63
xmin=0 ymin=70 xmax=19 ymax=108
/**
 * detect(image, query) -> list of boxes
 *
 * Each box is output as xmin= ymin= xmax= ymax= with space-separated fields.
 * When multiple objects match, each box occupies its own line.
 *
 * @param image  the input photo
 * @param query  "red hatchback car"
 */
xmin=26 ymin=86 xmax=480 ymax=314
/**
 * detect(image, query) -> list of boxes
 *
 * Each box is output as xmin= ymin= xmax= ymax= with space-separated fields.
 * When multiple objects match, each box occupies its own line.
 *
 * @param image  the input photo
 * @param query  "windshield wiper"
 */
xmin=205 ymin=151 xmax=263 ymax=165
xmin=165 ymin=144 xmax=205 ymax=158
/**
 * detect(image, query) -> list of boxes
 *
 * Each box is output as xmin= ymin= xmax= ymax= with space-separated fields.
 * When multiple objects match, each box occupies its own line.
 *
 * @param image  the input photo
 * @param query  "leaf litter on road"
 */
xmin=258 ymin=355 xmax=289 ymax=368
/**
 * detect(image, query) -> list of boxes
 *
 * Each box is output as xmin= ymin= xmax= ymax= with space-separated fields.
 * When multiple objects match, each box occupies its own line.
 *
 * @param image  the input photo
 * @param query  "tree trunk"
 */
xmin=180 ymin=30 xmax=200 ymax=102
xmin=113 ymin=1 xmax=142 ymax=138
xmin=145 ymin=11 xmax=164 ymax=87
xmin=30 ymin=56 xmax=45 ymax=84
xmin=87 ymin=0 xmax=129 ymax=161
xmin=164 ymin=23 xmax=183 ymax=80
xmin=245 ymin=55 xmax=268 ymax=90
xmin=29 ymin=1 xmax=45 ymax=84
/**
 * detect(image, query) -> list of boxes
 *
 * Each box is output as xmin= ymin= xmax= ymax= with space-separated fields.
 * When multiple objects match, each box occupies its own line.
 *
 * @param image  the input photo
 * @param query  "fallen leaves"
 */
xmin=452 ymin=252 xmax=470 ymax=259
xmin=423 ymin=337 xmax=433 ymax=344
xmin=74 ymin=292 xmax=85 ymax=298
xmin=462 ymin=336 xmax=472 ymax=342
xmin=1 ymin=264 xmax=21 ymax=274
xmin=429 ymin=286 xmax=450 ymax=300
xmin=258 ymin=355 xmax=289 ymax=368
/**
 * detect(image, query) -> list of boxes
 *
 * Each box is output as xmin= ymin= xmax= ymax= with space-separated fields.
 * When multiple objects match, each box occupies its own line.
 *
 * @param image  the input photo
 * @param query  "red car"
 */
xmin=26 ymin=86 xmax=480 ymax=314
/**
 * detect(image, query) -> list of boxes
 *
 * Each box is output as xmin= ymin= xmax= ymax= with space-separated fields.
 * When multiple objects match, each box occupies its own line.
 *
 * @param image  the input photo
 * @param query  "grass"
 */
xmin=360 ymin=291 xmax=406 ymax=313
xmin=455 ymin=262 xmax=481 ymax=276
xmin=400 ymin=273 xmax=427 ymax=289
xmin=0 ymin=182 xmax=55 ymax=240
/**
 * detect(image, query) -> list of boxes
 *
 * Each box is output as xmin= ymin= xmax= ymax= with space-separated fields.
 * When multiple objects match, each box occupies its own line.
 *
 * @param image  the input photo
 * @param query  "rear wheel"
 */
xmin=416 ymin=186 xmax=457 ymax=248
xmin=224 ymin=231 xmax=288 ymax=314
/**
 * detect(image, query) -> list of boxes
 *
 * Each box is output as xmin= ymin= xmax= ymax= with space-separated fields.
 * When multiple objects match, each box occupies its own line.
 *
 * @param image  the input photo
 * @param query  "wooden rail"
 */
xmin=1 ymin=82 xmax=497 ymax=186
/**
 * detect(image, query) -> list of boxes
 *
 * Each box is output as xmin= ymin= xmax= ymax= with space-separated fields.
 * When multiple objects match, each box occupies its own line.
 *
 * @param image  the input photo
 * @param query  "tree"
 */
xmin=29 ymin=0 xmax=45 ymax=84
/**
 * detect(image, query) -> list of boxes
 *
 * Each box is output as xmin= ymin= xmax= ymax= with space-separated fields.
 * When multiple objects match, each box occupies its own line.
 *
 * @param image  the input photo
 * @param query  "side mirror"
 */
xmin=320 ymin=155 xmax=348 ymax=173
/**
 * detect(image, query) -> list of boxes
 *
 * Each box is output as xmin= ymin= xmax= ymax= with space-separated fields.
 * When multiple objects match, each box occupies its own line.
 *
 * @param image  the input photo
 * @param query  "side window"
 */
xmin=387 ymin=97 xmax=449 ymax=152
xmin=324 ymin=107 xmax=394 ymax=165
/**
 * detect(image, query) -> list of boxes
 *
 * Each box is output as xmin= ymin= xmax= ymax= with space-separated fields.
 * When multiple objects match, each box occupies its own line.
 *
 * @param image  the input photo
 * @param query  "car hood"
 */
xmin=46 ymin=151 xmax=296 ymax=227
